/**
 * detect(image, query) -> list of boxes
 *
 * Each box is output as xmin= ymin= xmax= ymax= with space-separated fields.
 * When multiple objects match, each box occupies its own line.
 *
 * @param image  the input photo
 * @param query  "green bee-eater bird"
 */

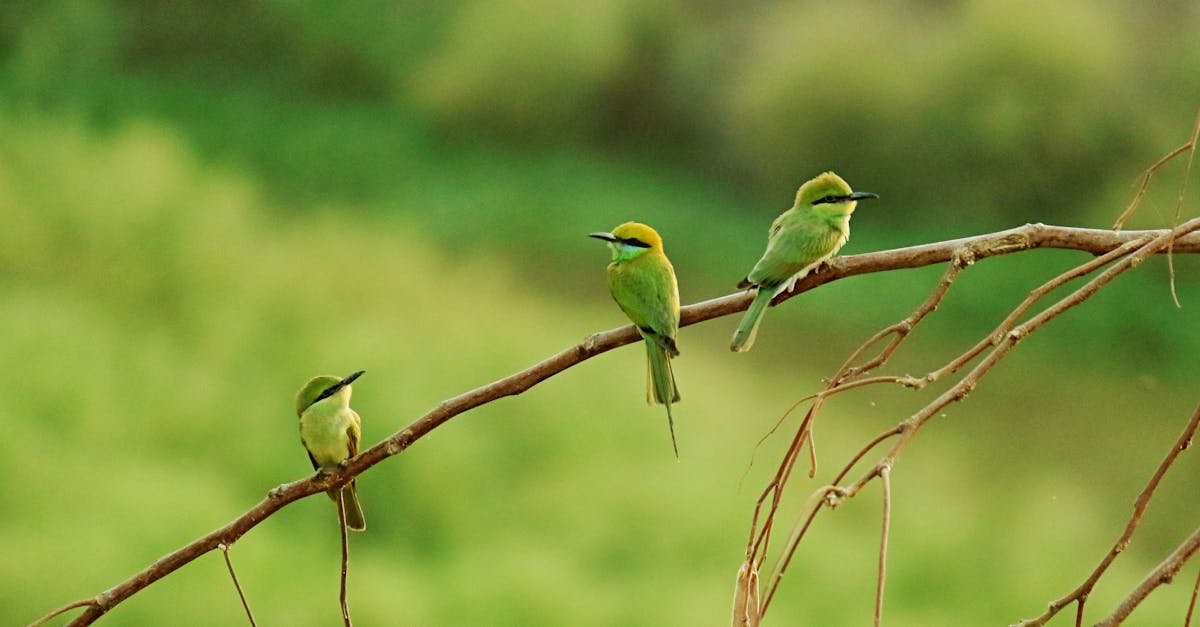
xmin=731 ymin=172 xmax=878 ymax=352
xmin=296 ymin=370 xmax=367 ymax=531
xmin=589 ymin=222 xmax=682 ymax=458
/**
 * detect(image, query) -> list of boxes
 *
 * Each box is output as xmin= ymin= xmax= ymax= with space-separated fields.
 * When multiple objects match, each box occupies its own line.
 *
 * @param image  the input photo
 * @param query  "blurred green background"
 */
xmin=3 ymin=1 xmax=1199 ymax=625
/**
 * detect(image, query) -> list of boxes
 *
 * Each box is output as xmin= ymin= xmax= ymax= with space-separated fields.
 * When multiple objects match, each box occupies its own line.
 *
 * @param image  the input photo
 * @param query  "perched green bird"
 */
xmin=589 ymin=222 xmax=683 ymax=457
xmin=296 ymin=370 xmax=367 ymax=531
xmin=731 ymin=172 xmax=878 ymax=352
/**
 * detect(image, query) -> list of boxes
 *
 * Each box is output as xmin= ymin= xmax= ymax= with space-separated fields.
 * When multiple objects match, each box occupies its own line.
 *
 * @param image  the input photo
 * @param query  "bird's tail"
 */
xmin=645 ymin=337 xmax=681 ymax=459
xmin=730 ymin=287 xmax=775 ymax=353
xmin=328 ymin=483 xmax=366 ymax=531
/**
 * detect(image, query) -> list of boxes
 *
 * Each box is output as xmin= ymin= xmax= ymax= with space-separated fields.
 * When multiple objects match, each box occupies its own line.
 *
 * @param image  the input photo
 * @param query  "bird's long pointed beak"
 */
xmin=849 ymin=191 xmax=879 ymax=201
xmin=315 ymin=370 xmax=365 ymax=404
xmin=341 ymin=370 xmax=365 ymax=387
xmin=588 ymin=231 xmax=618 ymax=242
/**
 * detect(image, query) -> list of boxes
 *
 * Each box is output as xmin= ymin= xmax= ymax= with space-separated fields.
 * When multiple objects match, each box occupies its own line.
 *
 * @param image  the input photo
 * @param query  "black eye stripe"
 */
xmin=619 ymin=237 xmax=652 ymax=248
xmin=814 ymin=194 xmax=850 ymax=205
xmin=313 ymin=384 xmax=341 ymax=404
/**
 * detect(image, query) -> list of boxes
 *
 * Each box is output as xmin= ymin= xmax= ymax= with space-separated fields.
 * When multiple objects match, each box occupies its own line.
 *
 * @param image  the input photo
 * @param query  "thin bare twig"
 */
xmin=1096 ymin=526 xmax=1200 ymax=626
xmin=219 ymin=544 xmax=256 ymax=627
xmin=1167 ymin=109 xmax=1200 ymax=307
xmin=1184 ymin=563 xmax=1200 ymax=627
xmin=1012 ymin=403 xmax=1200 ymax=626
xmin=1112 ymin=109 xmax=1200 ymax=306
xmin=30 ymin=224 xmax=1200 ymax=626
xmin=1112 ymin=108 xmax=1199 ymax=231
xmin=875 ymin=466 xmax=892 ymax=627
xmin=1111 ymin=144 xmax=1195 ymax=231
xmin=27 ymin=600 xmax=94 ymax=627
xmin=337 ymin=492 xmax=353 ymax=627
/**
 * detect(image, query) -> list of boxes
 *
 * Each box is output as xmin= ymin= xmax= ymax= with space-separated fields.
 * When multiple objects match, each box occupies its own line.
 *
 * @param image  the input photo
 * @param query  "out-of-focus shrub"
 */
xmin=407 ymin=0 xmax=680 ymax=142
xmin=718 ymin=0 xmax=1168 ymax=224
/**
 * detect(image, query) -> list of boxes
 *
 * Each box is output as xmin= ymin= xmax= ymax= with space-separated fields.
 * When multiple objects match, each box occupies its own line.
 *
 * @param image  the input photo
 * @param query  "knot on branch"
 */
xmin=824 ymin=487 xmax=849 ymax=509
xmin=952 ymin=249 xmax=977 ymax=267
xmin=954 ymin=382 xmax=976 ymax=400
xmin=94 ymin=587 xmax=117 ymax=611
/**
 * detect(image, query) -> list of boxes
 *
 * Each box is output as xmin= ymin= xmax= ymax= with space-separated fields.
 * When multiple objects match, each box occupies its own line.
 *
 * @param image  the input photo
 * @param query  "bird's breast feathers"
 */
xmin=300 ymin=406 xmax=357 ymax=467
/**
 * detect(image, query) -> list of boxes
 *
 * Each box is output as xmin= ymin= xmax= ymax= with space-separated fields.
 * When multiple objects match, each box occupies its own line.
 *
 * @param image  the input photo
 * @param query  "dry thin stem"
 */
xmin=337 ymin=491 xmax=353 ymax=627
xmin=1112 ymin=109 xmax=1199 ymax=231
xmin=835 ymin=258 xmax=965 ymax=384
xmin=1096 ymin=525 xmax=1200 ymax=626
xmin=745 ymin=258 xmax=965 ymax=591
xmin=1112 ymin=109 xmax=1200 ymax=306
xmin=746 ymin=405 xmax=818 ymax=570
xmin=219 ymin=544 xmax=256 ymax=627
xmin=833 ymin=427 xmax=906 ymax=487
xmin=1184 ymin=563 xmax=1200 ymax=627
xmin=754 ymin=426 xmax=905 ymax=617
xmin=30 ymin=224 xmax=1200 ymax=626
xmin=758 ymin=218 xmax=1200 ymax=619
xmin=27 ymin=600 xmax=94 ymax=627
xmin=1012 ymin=403 xmax=1200 ymax=626
xmin=1167 ymin=110 xmax=1200 ymax=307
xmin=731 ymin=560 xmax=761 ymax=627
xmin=1111 ymin=143 xmax=1195 ymax=231
xmin=875 ymin=466 xmax=892 ymax=627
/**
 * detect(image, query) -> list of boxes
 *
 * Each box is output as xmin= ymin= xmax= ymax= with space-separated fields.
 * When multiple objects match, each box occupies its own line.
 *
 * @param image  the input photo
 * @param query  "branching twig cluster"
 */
xmin=737 ymin=135 xmax=1200 ymax=626
xmin=30 ymin=222 xmax=1200 ymax=626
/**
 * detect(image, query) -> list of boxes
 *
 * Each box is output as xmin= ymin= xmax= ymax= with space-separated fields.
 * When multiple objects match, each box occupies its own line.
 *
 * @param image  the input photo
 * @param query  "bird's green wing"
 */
xmin=346 ymin=409 xmax=361 ymax=457
xmin=346 ymin=409 xmax=361 ymax=490
xmin=747 ymin=211 xmax=841 ymax=288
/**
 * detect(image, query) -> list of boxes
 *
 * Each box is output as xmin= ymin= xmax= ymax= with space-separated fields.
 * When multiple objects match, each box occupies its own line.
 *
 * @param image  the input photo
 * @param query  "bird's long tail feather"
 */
xmin=730 ymin=287 xmax=776 ymax=352
xmin=329 ymin=484 xmax=366 ymax=531
xmin=645 ymin=338 xmax=681 ymax=458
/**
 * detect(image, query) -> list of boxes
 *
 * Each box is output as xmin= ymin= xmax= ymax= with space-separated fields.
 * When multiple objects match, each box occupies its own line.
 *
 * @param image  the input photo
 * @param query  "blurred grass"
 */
xmin=2 ymin=1 xmax=1200 ymax=624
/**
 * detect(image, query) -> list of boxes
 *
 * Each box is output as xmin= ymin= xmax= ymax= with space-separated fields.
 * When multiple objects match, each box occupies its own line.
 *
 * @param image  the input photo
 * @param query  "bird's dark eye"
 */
xmin=816 ymin=194 xmax=838 ymax=204
xmin=621 ymin=237 xmax=652 ymax=248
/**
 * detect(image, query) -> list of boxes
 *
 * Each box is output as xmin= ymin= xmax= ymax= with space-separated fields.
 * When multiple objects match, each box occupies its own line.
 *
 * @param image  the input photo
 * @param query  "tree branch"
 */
xmin=1013 ymin=403 xmax=1200 ymax=626
xmin=37 ymin=223 xmax=1200 ymax=625
xmin=1096 ymin=525 xmax=1200 ymax=626
xmin=753 ymin=217 xmax=1200 ymax=618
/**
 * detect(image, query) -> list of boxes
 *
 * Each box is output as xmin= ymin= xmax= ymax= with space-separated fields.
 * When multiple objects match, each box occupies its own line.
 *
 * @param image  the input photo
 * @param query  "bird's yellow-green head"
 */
xmin=795 ymin=171 xmax=878 ymax=214
xmin=295 ymin=370 xmax=364 ymax=417
xmin=588 ymin=221 xmax=665 ymax=261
